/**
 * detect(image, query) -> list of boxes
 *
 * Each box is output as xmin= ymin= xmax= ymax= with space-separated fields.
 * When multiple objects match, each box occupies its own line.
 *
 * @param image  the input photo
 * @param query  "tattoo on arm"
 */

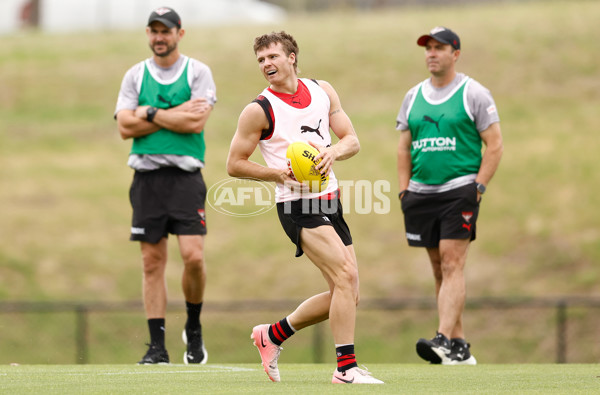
xmin=330 ymin=109 xmax=340 ymax=116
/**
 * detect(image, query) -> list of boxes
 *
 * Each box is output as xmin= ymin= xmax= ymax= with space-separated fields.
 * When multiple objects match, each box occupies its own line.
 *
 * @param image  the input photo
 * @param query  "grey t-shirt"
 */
xmin=396 ymin=73 xmax=499 ymax=133
xmin=114 ymin=55 xmax=217 ymax=171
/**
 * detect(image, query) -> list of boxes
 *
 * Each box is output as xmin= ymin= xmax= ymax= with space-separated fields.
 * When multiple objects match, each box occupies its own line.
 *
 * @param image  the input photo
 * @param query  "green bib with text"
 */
xmin=407 ymin=79 xmax=481 ymax=185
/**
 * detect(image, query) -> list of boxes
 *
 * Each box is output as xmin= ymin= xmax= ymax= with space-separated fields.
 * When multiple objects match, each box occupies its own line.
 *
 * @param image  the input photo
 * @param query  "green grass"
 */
xmin=2 ymin=363 xmax=600 ymax=394
xmin=1 ymin=0 xmax=600 ymax=363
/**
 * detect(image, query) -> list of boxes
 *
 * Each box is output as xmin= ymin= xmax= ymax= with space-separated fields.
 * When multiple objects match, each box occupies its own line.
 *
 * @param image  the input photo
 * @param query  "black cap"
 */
xmin=147 ymin=7 xmax=181 ymax=29
xmin=417 ymin=26 xmax=460 ymax=50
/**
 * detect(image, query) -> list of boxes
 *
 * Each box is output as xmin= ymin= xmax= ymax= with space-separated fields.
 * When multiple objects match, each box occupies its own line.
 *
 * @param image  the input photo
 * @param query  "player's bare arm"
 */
xmin=311 ymin=80 xmax=360 ymax=175
xmin=475 ymin=122 xmax=503 ymax=187
xmin=397 ymin=129 xmax=413 ymax=195
xmin=227 ymin=103 xmax=303 ymax=189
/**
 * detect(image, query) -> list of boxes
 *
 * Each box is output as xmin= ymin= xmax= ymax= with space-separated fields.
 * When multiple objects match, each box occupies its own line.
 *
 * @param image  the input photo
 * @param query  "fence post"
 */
xmin=75 ymin=306 xmax=89 ymax=364
xmin=556 ymin=300 xmax=567 ymax=363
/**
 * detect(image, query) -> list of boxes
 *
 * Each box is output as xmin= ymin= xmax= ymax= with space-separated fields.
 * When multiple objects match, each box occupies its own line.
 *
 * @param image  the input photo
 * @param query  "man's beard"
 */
xmin=150 ymin=42 xmax=177 ymax=57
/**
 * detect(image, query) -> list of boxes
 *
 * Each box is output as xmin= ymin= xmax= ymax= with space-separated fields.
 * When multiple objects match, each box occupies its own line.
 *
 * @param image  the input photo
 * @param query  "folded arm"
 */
xmin=117 ymin=98 xmax=212 ymax=140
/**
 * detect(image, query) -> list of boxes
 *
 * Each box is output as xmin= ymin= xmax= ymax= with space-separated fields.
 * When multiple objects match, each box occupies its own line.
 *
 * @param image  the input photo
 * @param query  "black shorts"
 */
xmin=277 ymin=193 xmax=352 ymax=257
xmin=400 ymin=182 xmax=480 ymax=248
xmin=129 ymin=167 xmax=207 ymax=244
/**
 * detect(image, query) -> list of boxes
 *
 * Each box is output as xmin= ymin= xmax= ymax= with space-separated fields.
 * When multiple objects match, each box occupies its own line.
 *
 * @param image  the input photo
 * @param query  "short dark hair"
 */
xmin=253 ymin=31 xmax=299 ymax=71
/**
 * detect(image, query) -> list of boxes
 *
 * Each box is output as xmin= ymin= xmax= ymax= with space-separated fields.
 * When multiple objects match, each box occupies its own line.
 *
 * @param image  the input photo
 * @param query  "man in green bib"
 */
xmin=396 ymin=27 xmax=503 ymax=365
xmin=114 ymin=7 xmax=217 ymax=365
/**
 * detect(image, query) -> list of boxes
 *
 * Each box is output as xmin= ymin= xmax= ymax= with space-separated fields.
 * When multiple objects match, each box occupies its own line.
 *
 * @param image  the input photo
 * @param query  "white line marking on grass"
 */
xmin=100 ymin=371 xmax=210 ymax=375
xmin=206 ymin=365 xmax=256 ymax=372
xmin=95 ymin=365 xmax=257 ymax=376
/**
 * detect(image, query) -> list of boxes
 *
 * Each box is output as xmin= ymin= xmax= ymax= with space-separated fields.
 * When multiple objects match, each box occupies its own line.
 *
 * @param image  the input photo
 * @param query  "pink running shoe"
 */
xmin=332 ymin=366 xmax=384 ymax=384
xmin=251 ymin=324 xmax=282 ymax=382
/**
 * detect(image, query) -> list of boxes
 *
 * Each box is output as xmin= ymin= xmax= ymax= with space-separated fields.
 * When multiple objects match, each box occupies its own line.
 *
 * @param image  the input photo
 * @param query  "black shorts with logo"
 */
xmin=400 ymin=182 xmax=480 ymax=248
xmin=129 ymin=167 xmax=207 ymax=244
xmin=277 ymin=192 xmax=352 ymax=257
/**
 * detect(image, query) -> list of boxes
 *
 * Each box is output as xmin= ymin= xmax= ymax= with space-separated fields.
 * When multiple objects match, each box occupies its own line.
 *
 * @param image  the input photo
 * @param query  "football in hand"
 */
xmin=285 ymin=142 xmax=329 ymax=193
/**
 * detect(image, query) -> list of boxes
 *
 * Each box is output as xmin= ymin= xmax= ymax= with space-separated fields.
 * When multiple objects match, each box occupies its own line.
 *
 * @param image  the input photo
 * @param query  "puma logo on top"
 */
xmin=158 ymin=94 xmax=174 ymax=107
xmin=423 ymin=114 xmax=444 ymax=133
xmin=300 ymin=119 xmax=323 ymax=139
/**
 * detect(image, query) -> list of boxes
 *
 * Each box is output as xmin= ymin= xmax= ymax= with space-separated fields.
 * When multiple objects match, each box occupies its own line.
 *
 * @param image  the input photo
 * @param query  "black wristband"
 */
xmin=146 ymin=107 xmax=158 ymax=123
xmin=398 ymin=190 xmax=407 ymax=199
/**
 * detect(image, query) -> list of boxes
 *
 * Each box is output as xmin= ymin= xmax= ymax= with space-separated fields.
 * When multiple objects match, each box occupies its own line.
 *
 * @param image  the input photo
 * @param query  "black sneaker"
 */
xmin=182 ymin=328 xmax=208 ymax=364
xmin=444 ymin=338 xmax=477 ymax=365
xmin=137 ymin=343 xmax=170 ymax=365
xmin=416 ymin=332 xmax=451 ymax=364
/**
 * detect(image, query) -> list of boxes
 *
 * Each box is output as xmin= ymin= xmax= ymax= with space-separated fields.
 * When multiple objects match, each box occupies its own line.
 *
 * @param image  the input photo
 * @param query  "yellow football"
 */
xmin=285 ymin=142 xmax=329 ymax=193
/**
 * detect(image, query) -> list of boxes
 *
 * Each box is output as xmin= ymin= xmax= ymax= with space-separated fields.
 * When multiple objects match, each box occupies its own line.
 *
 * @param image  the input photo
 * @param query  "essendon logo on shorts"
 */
xmin=462 ymin=211 xmax=473 ymax=232
xmin=462 ymin=211 xmax=473 ymax=223
xmin=197 ymin=209 xmax=206 ymax=226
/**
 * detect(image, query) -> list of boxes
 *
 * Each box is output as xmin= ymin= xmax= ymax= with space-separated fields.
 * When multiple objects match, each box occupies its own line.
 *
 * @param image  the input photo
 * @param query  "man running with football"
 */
xmin=226 ymin=31 xmax=383 ymax=384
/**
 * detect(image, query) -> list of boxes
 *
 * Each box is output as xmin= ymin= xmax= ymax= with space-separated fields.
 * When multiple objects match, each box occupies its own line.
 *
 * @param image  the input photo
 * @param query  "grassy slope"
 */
xmin=0 ymin=2 xmax=599 ymax=305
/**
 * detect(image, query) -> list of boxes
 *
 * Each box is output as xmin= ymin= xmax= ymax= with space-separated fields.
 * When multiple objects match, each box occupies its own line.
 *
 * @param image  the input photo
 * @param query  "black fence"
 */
xmin=2 ymin=296 xmax=599 ymax=365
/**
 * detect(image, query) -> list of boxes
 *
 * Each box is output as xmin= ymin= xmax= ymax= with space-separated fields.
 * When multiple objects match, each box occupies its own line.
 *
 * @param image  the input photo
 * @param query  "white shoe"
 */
xmin=251 ymin=324 xmax=282 ymax=382
xmin=332 ymin=366 xmax=384 ymax=384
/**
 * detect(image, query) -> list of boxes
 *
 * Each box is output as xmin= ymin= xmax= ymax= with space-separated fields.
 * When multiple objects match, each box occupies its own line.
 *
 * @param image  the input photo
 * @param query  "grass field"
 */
xmin=2 ymin=363 xmax=599 ymax=394
xmin=1 ymin=0 xmax=600 ymax=364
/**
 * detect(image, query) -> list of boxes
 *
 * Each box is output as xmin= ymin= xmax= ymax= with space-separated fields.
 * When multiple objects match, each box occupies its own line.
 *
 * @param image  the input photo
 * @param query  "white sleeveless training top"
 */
xmin=258 ymin=78 xmax=339 ymax=203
